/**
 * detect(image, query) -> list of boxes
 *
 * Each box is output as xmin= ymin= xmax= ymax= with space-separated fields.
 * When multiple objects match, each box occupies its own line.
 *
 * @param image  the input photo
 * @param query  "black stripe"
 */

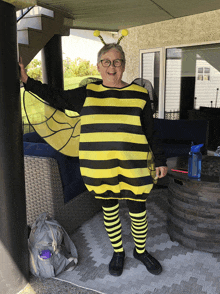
xmin=103 ymin=210 xmax=119 ymax=216
xmin=87 ymin=89 xmax=147 ymax=100
xmin=105 ymin=218 xmax=120 ymax=228
xmin=80 ymin=123 xmax=144 ymax=134
xmin=131 ymin=235 xmax=147 ymax=241
xmin=111 ymin=239 xmax=122 ymax=246
xmin=134 ymin=242 xmax=146 ymax=247
xmin=80 ymin=142 xmax=149 ymax=152
xmin=103 ymin=206 xmax=119 ymax=214
xmin=132 ymin=219 xmax=147 ymax=224
xmin=109 ymin=232 xmax=123 ymax=240
xmin=81 ymin=106 xmax=141 ymax=116
xmin=92 ymin=190 xmax=149 ymax=201
xmin=104 ymin=215 xmax=119 ymax=223
xmin=105 ymin=227 xmax=122 ymax=236
xmin=131 ymin=226 xmax=148 ymax=233
xmin=130 ymin=215 xmax=147 ymax=221
xmin=83 ymin=174 xmax=152 ymax=187
xmin=80 ymin=159 xmax=148 ymax=169
xmin=134 ymin=241 xmax=147 ymax=246
xmin=131 ymin=219 xmax=147 ymax=225
xmin=113 ymin=244 xmax=123 ymax=250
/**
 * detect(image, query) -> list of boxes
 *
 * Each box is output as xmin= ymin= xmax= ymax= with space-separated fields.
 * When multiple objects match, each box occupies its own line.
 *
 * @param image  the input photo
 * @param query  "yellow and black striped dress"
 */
xmin=79 ymin=83 xmax=155 ymax=202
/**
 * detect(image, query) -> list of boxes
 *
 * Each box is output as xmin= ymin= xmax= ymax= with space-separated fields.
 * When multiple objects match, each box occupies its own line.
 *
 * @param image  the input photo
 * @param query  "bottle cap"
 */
xmin=190 ymin=143 xmax=204 ymax=153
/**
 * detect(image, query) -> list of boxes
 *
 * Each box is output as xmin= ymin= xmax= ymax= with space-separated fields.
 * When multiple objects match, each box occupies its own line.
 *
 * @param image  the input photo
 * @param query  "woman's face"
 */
xmin=97 ymin=48 xmax=125 ymax=87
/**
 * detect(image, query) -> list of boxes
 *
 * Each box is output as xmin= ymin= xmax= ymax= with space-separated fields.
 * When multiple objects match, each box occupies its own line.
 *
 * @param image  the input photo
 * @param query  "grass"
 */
xmin=20 ymin=75 xmax=101 ymax=95
xmin=64 ymin=75 xmax=101 ymax=90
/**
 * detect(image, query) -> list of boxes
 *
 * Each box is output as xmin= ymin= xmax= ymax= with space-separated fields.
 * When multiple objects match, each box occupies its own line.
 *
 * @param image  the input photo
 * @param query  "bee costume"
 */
xmin=23 ymin=30 xmax=166 ymax=273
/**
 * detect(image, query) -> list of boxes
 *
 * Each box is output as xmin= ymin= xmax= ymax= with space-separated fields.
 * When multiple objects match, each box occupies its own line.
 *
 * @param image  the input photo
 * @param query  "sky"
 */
xmin=36 ymin=29 xmax=117 ymax=66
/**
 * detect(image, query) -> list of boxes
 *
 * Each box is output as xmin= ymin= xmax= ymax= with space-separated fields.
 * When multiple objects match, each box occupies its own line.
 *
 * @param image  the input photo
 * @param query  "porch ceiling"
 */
xmin=4 ymin=0 xmax=220 ymax=31
xmin=36 ymin=0 xmax=220 ymax=31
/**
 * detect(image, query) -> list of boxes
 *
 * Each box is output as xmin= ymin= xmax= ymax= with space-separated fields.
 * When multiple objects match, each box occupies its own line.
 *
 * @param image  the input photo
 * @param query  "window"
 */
xmin=140 ymin=43 xmax=220 ymax=119
xmin=140 ymin=48 xmax=165 ymax=118
xmin=197 ymin=67 xmax=210 ymax=81
xmin=165 ymin=44 xmax=220 ymax=117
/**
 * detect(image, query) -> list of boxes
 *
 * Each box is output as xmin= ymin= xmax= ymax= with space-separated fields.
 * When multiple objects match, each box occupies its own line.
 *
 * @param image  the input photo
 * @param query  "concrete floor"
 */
xmin=19 ymin=275 xmax=99 ymax=294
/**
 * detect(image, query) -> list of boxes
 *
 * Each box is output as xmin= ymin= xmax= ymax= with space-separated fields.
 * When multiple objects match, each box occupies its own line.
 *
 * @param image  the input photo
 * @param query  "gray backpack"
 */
xmin=28 ymin=212 xmax=78 ymax=278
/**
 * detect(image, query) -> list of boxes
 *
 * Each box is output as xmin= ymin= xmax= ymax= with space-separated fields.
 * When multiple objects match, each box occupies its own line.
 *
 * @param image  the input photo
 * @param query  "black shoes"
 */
xmin=109 ymin=249 xmax=162 ymax=276
xmin=133 ymin=248 xmax=162 ymax=275
xmin=109 ymin=251 xmax=125 ymax=276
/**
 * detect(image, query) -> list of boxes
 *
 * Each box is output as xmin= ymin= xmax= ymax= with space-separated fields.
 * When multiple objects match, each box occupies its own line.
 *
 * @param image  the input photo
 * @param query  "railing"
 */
xmin=17 ymin=6 xmax=34 ymax=22
xmin=154 ymin=110 xmax=180 ymax=120
xmin=165 ymin=110 xmax=180 ymax=120
xmin=22 ymin=122 xmax=34 ymax=134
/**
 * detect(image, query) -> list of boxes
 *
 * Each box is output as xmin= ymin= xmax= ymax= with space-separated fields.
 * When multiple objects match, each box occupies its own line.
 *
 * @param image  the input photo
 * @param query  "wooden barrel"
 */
xmin=167 ymin=177 xmax=220 ymax=253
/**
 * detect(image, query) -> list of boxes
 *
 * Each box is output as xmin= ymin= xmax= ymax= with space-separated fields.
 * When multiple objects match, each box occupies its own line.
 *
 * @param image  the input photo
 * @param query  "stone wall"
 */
xmin=122 ymin=9 xmax=220 ymax=83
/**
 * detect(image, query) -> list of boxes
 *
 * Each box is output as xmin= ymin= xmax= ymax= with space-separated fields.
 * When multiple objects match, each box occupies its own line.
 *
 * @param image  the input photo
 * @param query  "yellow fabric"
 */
xmin=102 ymin=204 xmax=123 ymax=252
xmin=24 ymin=92 xmax=80 ymax=157
xmin=130 ymin=211 xmax=148 ymax=254
xmin=129 ymin=211 xmax=147 ymax=218
xmin=102 ymin=204 xmax=119 ymax=211
xmin=79 ymin=83 xmax=156 ymax=199
xmin=24 ymin=83 xmax=157 ymax=200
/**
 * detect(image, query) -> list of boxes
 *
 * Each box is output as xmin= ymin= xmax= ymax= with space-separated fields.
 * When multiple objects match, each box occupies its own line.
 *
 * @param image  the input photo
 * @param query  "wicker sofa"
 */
xmin=23 ymin=132 xmax=102 ymax=234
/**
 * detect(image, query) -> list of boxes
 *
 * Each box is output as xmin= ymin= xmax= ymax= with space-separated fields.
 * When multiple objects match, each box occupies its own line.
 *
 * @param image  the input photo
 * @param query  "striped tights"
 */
xmin=102 ymin=199 xmax=147 ymax=254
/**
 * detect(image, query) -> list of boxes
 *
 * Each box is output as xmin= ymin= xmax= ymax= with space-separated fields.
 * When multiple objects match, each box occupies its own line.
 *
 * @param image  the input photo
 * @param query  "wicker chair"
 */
xmin=24 ymin=155 xmax=102 ymax=234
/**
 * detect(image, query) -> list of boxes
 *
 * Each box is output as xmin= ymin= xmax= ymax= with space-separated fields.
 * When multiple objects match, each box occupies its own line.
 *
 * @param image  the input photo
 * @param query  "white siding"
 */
xmin=142 ymin=51 xmax=220 ymax=113
xmin=165 ymin=59 xmax=220 ymax=111
xmin=142 ymin=53 xmax=154 ymax=86
xmin=165 ymin=60 xmax=181 ymax=111
xmin=195 ymin=60 xmax=220 ymax=108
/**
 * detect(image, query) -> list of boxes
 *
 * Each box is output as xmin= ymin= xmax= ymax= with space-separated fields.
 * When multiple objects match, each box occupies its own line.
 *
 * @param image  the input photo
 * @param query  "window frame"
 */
xmin=140 ymin=48 xmax=166 ymax=118
xmin=140 ymin=40 xmax=220 ymax=118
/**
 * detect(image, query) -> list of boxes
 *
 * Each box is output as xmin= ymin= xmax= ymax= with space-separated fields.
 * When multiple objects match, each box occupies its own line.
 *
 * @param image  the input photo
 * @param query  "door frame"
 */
xmin=140 ymin=47 xmax=166 ymax=118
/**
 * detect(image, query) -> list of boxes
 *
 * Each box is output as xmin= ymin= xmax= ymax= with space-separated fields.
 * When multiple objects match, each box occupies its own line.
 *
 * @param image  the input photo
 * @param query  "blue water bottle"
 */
xmin=188 ymin=143 xmax=204 ymax=179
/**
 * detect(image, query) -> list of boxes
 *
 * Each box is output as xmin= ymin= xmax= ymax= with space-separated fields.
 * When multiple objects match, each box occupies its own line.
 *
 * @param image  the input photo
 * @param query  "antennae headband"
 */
xmin=93 ymin=29 xmax=128 ymax=45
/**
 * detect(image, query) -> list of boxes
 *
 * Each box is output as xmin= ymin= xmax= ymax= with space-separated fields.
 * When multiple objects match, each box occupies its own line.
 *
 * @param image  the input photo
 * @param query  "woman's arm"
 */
xmin=19 ymin=57 xmax=86 ymax=113
xmin=25 ymin=77 xmax=86 ymax=113
xmin=141 ymin=94 xmax=167 ymax=168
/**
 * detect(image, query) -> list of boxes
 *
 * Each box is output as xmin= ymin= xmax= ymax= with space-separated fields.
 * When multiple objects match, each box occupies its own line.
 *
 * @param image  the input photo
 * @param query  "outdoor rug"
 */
xmin=54 ymin=188 xmax=220 ymax=294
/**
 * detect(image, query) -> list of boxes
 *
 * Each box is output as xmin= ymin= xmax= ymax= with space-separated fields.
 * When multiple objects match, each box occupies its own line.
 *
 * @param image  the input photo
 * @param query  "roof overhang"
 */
xmin=4 ymin=0 xmax=220 ymax=31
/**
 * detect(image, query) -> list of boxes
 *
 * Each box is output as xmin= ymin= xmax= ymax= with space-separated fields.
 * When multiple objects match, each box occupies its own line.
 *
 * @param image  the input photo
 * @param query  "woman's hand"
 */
xmin=18 ymin=57 xmax=28 ymax=84
xmin=155 ymin=166 xmax=168 ymax=179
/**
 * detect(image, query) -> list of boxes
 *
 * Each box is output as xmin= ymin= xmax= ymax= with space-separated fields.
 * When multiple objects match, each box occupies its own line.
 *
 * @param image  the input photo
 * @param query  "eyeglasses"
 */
xmin=100 ymin=59 xmax=124 ymax=67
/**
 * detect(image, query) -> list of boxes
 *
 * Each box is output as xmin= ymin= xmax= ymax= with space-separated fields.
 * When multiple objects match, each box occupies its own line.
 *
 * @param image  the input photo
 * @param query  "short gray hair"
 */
xmin=97 ymin=43 xmax=126 ymax=64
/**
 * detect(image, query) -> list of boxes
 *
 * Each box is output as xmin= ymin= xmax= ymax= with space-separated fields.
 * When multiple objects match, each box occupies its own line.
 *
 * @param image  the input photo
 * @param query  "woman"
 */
xmin=19 ymin=43 xmax=168 ymax=277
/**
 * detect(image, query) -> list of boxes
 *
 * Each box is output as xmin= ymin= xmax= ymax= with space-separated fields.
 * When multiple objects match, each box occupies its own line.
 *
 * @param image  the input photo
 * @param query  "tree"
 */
xmin=26 ymin=59 xmax=42 ymax=81
xmin=63 ymin=57 xmax=99 ymax=77
xmin=25 ymin=57 xmax=99 ymax=81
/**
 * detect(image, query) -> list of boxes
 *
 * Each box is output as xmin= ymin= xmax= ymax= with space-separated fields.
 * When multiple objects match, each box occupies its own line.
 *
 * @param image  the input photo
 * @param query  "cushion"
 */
xmin=154 ymin=118 xmax=208 ymax=143
xmin=162 ymin=143 xmax=191 ymax=158
xmin=154 ymin=118 xmax=208 ymax=157
xmin=23 ymin=132 xmax=46 ymax=144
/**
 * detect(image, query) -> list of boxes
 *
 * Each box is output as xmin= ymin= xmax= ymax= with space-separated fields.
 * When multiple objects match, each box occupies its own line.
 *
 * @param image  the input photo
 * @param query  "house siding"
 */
xmin=163 ymin=59 xmax=220 ymax=111
xmin=165 ymin=59 xmax=181 ymax=111
xmin=122 ymin=9 xmax=220 ymax=83
xmin=195 ymin=60 xmax=220 ymax=108
xmin=142 ymin=53 xmax=154 ymax=85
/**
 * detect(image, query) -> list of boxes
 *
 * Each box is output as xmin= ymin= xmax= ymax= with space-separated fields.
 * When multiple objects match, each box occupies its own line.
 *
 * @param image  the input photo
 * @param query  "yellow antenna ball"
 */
xmin=93 ymin=30 xmax=100 ymax=37
xmin=121 ymin=29 xmax=128 ymax=36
